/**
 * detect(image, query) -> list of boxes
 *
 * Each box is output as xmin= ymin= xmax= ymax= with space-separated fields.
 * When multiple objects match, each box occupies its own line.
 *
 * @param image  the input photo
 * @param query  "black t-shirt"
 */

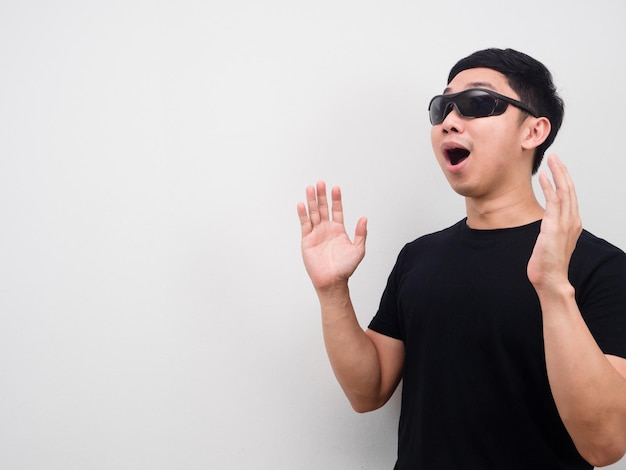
xmin=369 ymin=219 xmax=626 ymax=470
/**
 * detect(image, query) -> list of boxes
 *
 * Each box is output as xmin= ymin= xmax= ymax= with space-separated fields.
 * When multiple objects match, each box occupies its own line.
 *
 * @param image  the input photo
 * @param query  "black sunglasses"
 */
xmin=428 ymin=88 xmax=538 ymax=125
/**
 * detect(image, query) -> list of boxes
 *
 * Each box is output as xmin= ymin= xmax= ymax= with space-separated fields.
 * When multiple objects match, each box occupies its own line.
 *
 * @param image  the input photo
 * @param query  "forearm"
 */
xmin=538 ymin=284 xmax=626 ymax=466
xmin=316 ymin=283 xmax=386 ymax=412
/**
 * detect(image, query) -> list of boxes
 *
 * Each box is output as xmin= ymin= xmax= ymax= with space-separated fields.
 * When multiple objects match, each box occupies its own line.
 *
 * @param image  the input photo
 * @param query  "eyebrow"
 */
xmin=443 ymin=81 xmax=497 ymax=94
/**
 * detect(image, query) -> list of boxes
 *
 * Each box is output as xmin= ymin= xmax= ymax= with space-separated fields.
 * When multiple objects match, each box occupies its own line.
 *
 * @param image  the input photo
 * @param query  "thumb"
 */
xmin=354 ymin=217 xmax=368 ymax=249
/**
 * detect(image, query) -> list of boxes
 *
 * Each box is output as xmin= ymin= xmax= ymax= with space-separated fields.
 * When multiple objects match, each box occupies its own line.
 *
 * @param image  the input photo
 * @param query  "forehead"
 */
xmin=445 ymin=68 xmax=515 ymax=97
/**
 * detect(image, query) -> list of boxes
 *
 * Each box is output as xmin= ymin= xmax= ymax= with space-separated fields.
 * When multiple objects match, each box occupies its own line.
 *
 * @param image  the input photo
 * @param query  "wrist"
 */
xmin=530 ymin=270 xmax=574 ymax=296
xmin=316 ymin=280 xmax=351 ymax=301
xmin=533 ymin=278 xmax=574 ymax=297
xmin=534 ymin=281 xmax=577 ymax=316
xmin=317 ymin=282 xmax=358 ymax=326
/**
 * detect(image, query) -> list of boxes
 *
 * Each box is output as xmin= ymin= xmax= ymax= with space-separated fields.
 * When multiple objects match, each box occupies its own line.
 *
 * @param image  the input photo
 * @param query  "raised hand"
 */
xmin=297 ymin=181 xmax=367 ymax=292
xmin=527 ymin=155 xmax=583 ymax=293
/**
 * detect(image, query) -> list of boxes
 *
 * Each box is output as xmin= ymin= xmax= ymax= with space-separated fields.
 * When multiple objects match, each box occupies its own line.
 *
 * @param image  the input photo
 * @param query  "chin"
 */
xmin=450 ymin=181 xmax=491 ymax=200
xmin=444 ymin=177 xmax=476 ymax=198
xmin=451 ymin=186 xmax=475 ymax=197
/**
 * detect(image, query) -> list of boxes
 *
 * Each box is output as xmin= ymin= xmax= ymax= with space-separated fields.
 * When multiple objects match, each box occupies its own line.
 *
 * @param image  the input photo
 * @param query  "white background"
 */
xmin=1 ymin=1 xmax=625 ymax=469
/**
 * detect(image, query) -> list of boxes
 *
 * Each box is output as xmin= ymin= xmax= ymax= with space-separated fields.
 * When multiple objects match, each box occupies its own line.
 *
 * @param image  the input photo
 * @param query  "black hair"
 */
xmin=448 ymin=48 xmax=564 ymax=174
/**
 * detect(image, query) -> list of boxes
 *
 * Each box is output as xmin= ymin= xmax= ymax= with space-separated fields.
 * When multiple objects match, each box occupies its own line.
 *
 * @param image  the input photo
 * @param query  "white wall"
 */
xmin=1 ymin=1 xmax=625 ymax=469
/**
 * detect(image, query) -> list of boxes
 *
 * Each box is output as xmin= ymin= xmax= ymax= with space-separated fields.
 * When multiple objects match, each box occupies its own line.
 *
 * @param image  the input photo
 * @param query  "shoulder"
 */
xmin=402 ymin=219 xmax=466 ymax=252
xmin=577 ymin=229 xmax=624 ymax=252
xmin=570 ymin=229 xmax=626 ymax=286
xmin=573 ymin=230 xmax=626 ymax=265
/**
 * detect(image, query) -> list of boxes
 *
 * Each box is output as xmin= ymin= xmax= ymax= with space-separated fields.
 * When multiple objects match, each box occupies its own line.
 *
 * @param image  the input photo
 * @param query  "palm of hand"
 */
xmin=302 ymin=218 xmax=365 ymax=289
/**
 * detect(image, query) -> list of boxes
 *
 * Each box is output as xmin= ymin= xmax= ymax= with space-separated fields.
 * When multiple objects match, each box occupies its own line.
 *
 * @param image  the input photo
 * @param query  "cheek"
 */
xmin=475 ymin=122 xmax=517 ymax=156
xmin=430 ymin=127 xmax=442 ymax=156
xmin=430 ymin=126 xmax=437 ymax=147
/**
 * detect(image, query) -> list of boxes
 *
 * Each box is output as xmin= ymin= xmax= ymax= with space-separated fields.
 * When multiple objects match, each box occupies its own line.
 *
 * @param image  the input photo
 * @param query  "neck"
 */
xmin=465 ymin=181 xmax=544 ymax=230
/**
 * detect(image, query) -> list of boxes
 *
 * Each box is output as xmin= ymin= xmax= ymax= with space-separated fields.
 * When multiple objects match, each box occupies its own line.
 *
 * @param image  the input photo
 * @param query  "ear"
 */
xmin=521 ymin=116 xmax=551 ymax=151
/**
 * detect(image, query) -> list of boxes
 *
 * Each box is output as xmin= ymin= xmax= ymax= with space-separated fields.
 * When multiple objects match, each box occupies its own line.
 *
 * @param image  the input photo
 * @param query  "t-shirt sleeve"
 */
xmin=576 ymin=250 xmax=626 ymax=359
xmin=368 ymin=249 xmax=405 ymax=341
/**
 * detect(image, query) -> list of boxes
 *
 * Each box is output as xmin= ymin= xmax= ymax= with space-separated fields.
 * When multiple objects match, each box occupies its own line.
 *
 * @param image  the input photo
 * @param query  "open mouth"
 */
xmin=445 ymin=147 xmax=470 ymax=166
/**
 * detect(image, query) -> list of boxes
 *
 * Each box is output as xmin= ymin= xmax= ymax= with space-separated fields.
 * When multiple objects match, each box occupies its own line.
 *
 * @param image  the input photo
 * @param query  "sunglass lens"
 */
xmin=429 ymin=97 xmax=450 ymax=125
xmin=458 ymin=91 xmax=498 ymax=118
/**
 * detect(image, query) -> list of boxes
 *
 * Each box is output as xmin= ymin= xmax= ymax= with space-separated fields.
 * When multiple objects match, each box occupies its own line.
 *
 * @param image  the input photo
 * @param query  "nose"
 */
xmin=440 ymin=104 xmax=464 ymax=134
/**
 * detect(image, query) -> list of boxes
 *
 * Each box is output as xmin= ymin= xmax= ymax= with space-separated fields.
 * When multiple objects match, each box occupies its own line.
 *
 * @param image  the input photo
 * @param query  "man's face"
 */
xmin=430 ymin=67 xmax=533 ymax=200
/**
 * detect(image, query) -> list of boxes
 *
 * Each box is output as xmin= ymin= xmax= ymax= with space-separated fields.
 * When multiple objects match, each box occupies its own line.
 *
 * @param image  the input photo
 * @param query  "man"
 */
xmin=297 ymin=48 xmax=626 ymax=469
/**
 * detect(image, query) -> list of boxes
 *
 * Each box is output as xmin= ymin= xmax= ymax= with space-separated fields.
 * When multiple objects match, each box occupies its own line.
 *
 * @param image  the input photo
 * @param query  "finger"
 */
xmin=551 ymin=155 xmax=583 ymax=238
xmin=297 ymin=201 xmax=312 ymax=237
xmin=315 ymin=181 xmax=330 ymax=222
xmin=547 ymin=154 xmax=571 ymax=222
xmin=538 ymin=170 xmax=560 ymax=223
xmin=538 ymin=170 xmax=556 ymax=204
xmin=557 ymin=156 xmax=581 ymax=222
xmin=306 ymin=184 xmax=321 ymax=225
xmin=549 ymin=155 xmax=583 ymax=234
xmin=353 ymin=217 xmax=368 ymax=249
xmin=331 ymin=186 xmax=344 ymax=224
